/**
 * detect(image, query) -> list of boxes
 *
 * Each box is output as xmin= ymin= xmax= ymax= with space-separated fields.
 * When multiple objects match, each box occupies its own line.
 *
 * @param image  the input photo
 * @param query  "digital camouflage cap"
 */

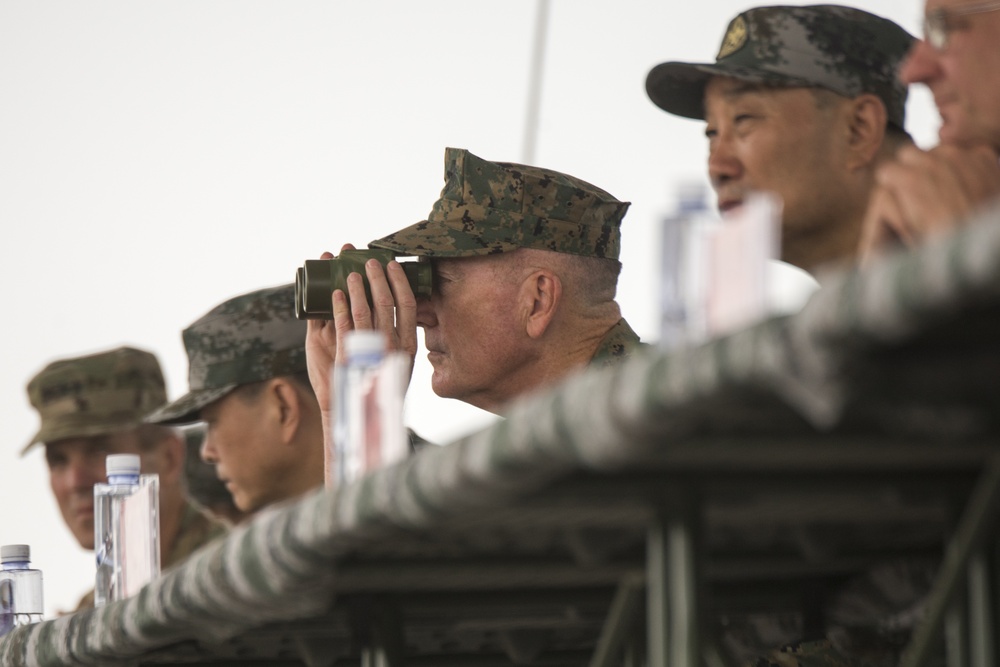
xmin=145 ymin=284 xmax=307 ymax=425
xmin=645 ymin=5 xmax=915 ymax=129
xmin=23 ymin=346 xmax=167 ymax=454
xmin=369 ymin=147 xmax=630 ymax=260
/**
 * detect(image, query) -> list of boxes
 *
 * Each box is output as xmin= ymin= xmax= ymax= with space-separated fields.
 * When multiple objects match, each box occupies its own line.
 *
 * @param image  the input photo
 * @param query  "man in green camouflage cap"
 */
xmin=306 ymin=147 xmax=642 ymax=421
xmin=23 ymin=346 xmax=227 ymax=609
xmin=646 ymin=5 xmax=915 ymax=273
xmin=146 ymin=284 xmax=324 ymax=513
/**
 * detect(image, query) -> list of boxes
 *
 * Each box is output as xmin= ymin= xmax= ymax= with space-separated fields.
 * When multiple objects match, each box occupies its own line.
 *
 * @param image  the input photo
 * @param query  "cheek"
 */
xmin=49 ymin=472 xmax=67 ymax=499
xmin=735 ymin=135 xmax=781 ymax=181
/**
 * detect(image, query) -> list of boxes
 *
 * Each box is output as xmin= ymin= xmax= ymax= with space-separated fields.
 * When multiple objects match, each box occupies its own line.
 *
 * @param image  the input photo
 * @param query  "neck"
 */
xmin=784 ymin=205 xmax=867 ymax=274
xmin=287 ymin=425 xmax=326 ymax=499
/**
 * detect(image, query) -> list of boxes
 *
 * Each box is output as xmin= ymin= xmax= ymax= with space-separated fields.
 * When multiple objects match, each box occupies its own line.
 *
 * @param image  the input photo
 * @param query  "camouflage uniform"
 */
xmin=23 ymin=346 xmax=228 ymax=611
xmin=645 ymin=7 xmax=931 ymax=667
xmin=370 ymin=147 xmax=643 ymax=363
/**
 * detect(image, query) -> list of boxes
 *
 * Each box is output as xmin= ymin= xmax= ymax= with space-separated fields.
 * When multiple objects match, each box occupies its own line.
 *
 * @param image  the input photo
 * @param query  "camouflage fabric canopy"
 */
xmin=2 ymin=210 xmax=999 ymax=665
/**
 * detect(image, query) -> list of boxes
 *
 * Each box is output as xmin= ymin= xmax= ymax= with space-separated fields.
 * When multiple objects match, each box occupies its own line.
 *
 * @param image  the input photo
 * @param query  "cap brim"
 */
xmin=646 ymin=61 xmax=824 ymax=120
xmin=645 ymin=61 xmax=719 ymax=119
xmin=369 ymin=220 xmax=521 ymax=258
xmin=20 ymin=419 xmax=146 ymax=457
xmin=144 ymin=384 xmax=237 ymax=425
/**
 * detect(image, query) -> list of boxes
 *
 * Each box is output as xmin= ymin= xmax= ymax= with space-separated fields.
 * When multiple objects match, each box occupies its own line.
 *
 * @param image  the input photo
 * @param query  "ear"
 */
xmin=845 ymin=93 xmax=887 ymax=170
xmin=270 ymin=378 xmax=303 ymax=444
xmin=521 ymin=269 xmax=562 ymax=339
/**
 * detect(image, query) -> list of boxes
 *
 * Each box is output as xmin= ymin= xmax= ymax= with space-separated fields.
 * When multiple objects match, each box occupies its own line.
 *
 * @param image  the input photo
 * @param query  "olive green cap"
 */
xmin=645 ymin=5 xmax=915 ymax=129
xmin=145 ymin=284 xmax=306 ymax=425
xmin=23 ymin=346 xmax=167 ymax=455
xmin=369 ymin=147 xmax=630 ymax=260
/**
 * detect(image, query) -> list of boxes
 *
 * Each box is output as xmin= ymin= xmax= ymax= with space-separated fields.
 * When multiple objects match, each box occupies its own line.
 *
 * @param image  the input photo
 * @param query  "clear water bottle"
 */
xmin=93 ymin=454 xmax=160 ymax=606
xmin=331 ymin=330 xmax=386 ymax=487
xmin=0 ymin=544 xmax=44 ymax=627
xmin=661 ymin=182 xmax=714 ymax=348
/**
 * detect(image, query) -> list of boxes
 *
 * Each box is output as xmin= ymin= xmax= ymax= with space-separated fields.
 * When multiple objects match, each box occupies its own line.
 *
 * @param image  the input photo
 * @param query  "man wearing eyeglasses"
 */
xmin=859 ymin=0 xmax=1000 ymax=259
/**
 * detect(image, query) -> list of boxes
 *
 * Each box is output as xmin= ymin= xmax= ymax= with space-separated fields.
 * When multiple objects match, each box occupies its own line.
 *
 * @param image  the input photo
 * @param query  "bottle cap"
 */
xmin=344 ymin=330 xmax=386 ymax=359
xmin=105 ymin=453 xmax=141 ymax=477
xmin=0 ymin=544 xmax=30 ymax=563
xmin=675 ymin=181 xmax=709 ymax=215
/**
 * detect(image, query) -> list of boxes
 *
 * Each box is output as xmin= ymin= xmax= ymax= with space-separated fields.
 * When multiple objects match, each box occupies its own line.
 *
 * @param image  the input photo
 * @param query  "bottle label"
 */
xmin=330 ymin=352 xmax=408 ymax=487
xmin=122 ymin=487 xmax=156 ymax=598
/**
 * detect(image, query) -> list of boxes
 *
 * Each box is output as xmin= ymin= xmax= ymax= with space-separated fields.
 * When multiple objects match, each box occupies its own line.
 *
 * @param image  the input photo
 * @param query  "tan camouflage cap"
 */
xmin=645 ymin=5 xmax=915 ymax=129
xmin=369 ymin=147 xmax=630 ymax=260
xmin=23 ymin=346 xmax=167 ymax=455
xmin=145 ymin=284 xmax=306 ymax=425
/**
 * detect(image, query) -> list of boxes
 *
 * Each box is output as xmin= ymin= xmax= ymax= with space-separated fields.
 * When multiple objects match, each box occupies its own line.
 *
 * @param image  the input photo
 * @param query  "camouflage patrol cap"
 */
xmin=145 ymin=284 xmax=306 ymax=425
xmin=645 ymin=5 xmax=915 ymax=129
xmin=369 ymin=147 xmax=630 ymax=260
xmin=23 ymin=346 xmax=167 ymax=454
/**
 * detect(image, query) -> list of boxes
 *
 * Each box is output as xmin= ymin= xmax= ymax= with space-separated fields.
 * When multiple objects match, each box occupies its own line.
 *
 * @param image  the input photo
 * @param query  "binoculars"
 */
xmin=294 ymin=249 xmax=433 ymax=320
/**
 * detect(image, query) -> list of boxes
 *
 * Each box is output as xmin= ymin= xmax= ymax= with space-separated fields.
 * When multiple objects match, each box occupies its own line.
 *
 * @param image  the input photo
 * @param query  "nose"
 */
xmin=201 ymin=432 xmax=219 ymax=464
xmin=415 ymin=295 xmax=437 ymax=329
xmin=707 ymin=131 xmax=742 ymax=190
xmin=899 ymin=39 xmax=940 ymax=86
xmin=66 ymin=458 xmax=100 ymax=494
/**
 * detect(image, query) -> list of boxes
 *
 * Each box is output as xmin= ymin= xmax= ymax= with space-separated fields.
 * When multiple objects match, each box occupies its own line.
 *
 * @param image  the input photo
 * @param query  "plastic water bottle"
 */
xmin=0 ymin=544 xmax=44 ymax=627
xmin=661 ymin=182 xmax=714 ymax=348
xmin=93 ymin=454 xmax=160 ymax=606
xmin=332 ymin=331 xmax=386 ymax=486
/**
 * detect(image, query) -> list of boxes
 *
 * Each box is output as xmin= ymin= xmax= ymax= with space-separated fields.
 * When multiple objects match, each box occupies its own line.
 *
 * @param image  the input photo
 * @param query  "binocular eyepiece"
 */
xmin=294 ymin=249 xmax=432 ymax=320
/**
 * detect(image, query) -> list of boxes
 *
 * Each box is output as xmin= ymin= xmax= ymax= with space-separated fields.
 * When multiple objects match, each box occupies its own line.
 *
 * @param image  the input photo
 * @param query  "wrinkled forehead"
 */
xmin=703 ymin=76 xmax=822 ymax=122
xmin=426 ymin=251 xmax=515 ymax=272
xmin=705 ymin=75 xmax=813 ymax=105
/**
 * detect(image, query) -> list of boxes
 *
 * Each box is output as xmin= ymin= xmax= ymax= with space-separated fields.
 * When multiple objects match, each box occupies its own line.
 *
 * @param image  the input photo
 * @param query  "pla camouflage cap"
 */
xmin=145 ymin=284 xmax=307 ymax=425
xmin=23 ymin=346 xmax=167 ymax=455
xmin=645 ymin=5 xmax=915 ymax=129
xmin=369 ymin=147 xmax=630 ymax=260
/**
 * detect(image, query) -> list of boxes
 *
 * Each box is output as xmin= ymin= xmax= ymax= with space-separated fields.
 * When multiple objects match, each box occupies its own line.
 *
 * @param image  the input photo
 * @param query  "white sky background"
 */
xmin=0 ymin=0 xmax=938 ymax=617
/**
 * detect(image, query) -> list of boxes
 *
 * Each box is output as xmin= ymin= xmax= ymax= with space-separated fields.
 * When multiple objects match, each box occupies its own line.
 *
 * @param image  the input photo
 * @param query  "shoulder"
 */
xmin=165 ymin=502 xmax=229 ymax=569
xmin=590 ymin=318 xmax=647 ymax=366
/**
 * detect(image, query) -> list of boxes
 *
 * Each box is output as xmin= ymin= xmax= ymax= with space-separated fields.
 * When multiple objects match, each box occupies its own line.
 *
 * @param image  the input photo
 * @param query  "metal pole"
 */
xmin=522 ymin=0 xmax=550 ymax=164
xmin=901 ymin=456 xmax=1000 ymax=667
xmin=967 ymin=550 xmax=994 ymax=667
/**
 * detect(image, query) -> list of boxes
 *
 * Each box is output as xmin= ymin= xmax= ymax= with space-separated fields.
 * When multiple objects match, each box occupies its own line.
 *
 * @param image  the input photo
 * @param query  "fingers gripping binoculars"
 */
xmin=294 ymin=249 xmax=433 ymax=320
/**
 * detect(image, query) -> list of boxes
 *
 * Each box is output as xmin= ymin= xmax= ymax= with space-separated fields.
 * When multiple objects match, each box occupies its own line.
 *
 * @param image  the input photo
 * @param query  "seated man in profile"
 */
xmin=645 ymin=6 xmax=935 ymax=665
xmin=645 ymin=4 xmax=915 ymax=275
xmin=146 ymin=284 xmax=325 ymax=514
xmin=858 ymin=0 xmax=1000 ymax=260
xmin=23 ymin=346 xmax=227 ymax=610
xmin=305 ymin=147 xmax=643 ymax=444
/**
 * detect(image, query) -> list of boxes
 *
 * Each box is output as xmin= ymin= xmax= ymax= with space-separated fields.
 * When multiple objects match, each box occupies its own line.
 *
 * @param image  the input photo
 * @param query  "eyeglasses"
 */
xmin=924 ymin=1 xmax=1000 ymax=50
